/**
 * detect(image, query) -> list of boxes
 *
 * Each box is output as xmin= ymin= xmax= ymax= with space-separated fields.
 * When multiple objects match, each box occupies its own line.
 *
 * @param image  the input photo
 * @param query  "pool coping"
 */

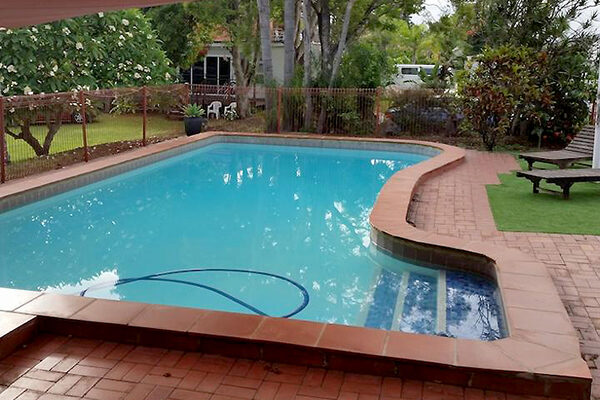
xmin=0 ymin=132 xmax=591 ymax=399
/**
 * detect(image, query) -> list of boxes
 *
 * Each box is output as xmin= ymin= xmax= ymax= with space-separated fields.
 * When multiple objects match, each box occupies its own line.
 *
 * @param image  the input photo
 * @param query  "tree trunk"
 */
xmin=283 ymin=0 xmax=295 ymax=86
xmin=301 ymin=0 xmax=312 ymax=131
xmin=257 ymin=0 xmax=276 ymax=131
xmin=231 ymin=45 xmax=251 ymax=118
xmin=327 ymin=0 xmax=355 ymax=88
xmin=317 ymin=0 xmax=355 ymax=133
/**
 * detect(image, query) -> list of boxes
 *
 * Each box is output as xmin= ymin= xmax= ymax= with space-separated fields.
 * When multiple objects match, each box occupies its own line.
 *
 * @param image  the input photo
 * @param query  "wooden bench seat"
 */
xmin=516 ymin=168 xmax=600 ymax=199
xmin=519 ymin=126 xmax=595 ymax=170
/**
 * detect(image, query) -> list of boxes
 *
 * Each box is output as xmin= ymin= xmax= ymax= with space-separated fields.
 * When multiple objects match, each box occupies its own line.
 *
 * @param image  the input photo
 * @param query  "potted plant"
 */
xmin=183 ymin=104 xmax=207 ymax=136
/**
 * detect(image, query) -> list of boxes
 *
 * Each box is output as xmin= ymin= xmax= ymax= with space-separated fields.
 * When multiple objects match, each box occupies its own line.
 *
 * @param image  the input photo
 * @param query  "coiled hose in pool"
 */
xmin=79 ymin=268 xmax=310 ymax=318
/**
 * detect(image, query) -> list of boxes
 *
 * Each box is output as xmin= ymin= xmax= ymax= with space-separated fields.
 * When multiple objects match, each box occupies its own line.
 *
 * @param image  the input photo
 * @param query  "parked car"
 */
xmin=384 ymin=103 xmax=463 ymax=135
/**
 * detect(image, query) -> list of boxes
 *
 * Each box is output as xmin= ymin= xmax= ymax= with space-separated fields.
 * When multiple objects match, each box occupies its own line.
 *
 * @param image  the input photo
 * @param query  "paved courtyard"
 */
xmin=410 ymin=150 xmax=600 ymax=398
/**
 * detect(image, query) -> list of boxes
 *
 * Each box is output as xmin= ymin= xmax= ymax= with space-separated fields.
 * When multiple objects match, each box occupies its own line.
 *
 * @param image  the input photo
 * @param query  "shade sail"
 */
xmin=0 ymin=0 xmax=184 ymax=28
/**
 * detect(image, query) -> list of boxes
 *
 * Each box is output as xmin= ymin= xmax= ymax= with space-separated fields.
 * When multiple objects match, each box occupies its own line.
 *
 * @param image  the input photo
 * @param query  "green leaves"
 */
xmin=0 ymin=9 xmax=175 ymax=96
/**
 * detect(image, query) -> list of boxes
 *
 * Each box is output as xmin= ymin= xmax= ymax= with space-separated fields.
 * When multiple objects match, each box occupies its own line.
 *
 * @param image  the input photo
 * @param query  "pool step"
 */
xmin=365 ymin=269 xmax=446 ymax=334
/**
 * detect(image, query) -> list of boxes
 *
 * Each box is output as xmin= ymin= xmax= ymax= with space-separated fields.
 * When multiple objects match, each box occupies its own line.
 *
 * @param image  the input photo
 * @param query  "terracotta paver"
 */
xmin=0 ymin=334 xmax=563 ymax=400
xmin=409 ymin=150 xmax=600 ymax=398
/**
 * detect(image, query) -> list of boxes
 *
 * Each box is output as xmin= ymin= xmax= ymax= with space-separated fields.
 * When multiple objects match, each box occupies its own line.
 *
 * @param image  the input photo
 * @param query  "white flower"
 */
xmin=44 ymin=25 xmax=51 ymax=30
xmin=119 ymin=35 xmax=125 ymax=40
xmin=165 ymin=72 xmax=171 ymax=80
xmin=147 ymin=34 xmax=153 ymax=40
xmin=62 ymin=27 xmax=71 ymax=35
xmin=49 ymin=71 xmax=55 ymax=77
xmin=122 ymin=19 xmax=129 ymax=26
xmin=23 ymin=86 xmax=32 ymax=95
xmin=6 ymin=65 xmax=16 ymax=73
xmin=126 ymin=32 xmax=133 ymax=38
xmin=98 ymin=12 xmax=104 ymax=17
xmin=146 ymin=76 xmax=151 ymax=80
xmin=31 ymin=27 xmax=38 ymax=33
xmin=52 ymin=65 xmax=58 ymax=72
xmin=75 ymin=42 xmax=83 ymax=50
xmin=6 ymin=29 xmax=12 ymax=34
xmin=135 ymin=64 xmax=143 ymax=71
xmin=2 ymin=88 xmax=8 ymax=94
xmin=108 ymin=25 xmax=116 ymax=31
xmin=134 ymin=72 xmax=141 ymax=79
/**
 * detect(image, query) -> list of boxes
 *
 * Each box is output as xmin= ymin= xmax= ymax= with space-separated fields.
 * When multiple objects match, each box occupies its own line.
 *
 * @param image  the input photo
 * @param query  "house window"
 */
xmin=184 ymin=56 xmax=232 ymax=86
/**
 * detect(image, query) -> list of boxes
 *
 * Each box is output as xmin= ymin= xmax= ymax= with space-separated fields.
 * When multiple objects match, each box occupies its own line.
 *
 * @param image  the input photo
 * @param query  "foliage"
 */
xmin=0 ymin=10 xmax=175 ymax=96
xmin=110 ymin=96 xmax=138 ymax=115
xmin=146 ymin=5 xmax=212 ymax=69
xmin=310 ymin=0 xmax=425 ymax=87
xmin=0 ymin=9 xmax=175 ymax=157
xmin=183 ymin=103 xmax=206 ymax=118
xmin=460 ymin=0 xmax=598 ymax=146
xmin=457 ymin=46 xmax=554 ymax=151
xmin=337 ymin=42 xmax=396 ymax=88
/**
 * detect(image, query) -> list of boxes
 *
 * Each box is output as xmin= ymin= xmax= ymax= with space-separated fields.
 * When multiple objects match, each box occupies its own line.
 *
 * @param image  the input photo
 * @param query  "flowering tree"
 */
xmin=0 ymin=9 xmax=175 ymax=156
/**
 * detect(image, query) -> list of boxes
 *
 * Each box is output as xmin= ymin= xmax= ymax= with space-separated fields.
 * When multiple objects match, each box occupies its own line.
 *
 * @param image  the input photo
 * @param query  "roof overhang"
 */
xmin=0 ymin=0 xmax=185 ymax=28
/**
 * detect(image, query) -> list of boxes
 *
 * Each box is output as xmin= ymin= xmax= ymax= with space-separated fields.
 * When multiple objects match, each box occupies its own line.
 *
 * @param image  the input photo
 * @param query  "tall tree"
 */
xmin=283 ymin=0 xmax=296 ymax=85
xmin=311 ymin=0 xmax=424 ymax=87
xmin=257 ymin=0 xmax=275 ymax=85
xmin=301 ymin=0 xmax=313 ymax=127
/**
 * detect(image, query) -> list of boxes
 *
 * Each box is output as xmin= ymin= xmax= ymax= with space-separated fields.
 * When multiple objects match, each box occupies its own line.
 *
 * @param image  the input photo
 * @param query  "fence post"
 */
xmin=277 ymin=87 xmax=282 ymax=134
xmin=142 ymin=86 xmax=147 ymax=146
xmin=374 ymin=87 xmax=382 ymax=136
xmin=79 ymin=91 xmax=89 ymax=162
xmin=0 ymin=96 xmax=6 ymax=183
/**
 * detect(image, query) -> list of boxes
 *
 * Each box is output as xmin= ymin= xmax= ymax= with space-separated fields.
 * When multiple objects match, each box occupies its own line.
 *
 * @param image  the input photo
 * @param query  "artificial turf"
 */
xmin=486 ymin=158 xmax=600 ymax=235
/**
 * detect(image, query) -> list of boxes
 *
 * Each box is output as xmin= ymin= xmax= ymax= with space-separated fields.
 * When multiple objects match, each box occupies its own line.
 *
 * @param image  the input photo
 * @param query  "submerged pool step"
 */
xmin=365 ymin=268 xmax=446 ymax=333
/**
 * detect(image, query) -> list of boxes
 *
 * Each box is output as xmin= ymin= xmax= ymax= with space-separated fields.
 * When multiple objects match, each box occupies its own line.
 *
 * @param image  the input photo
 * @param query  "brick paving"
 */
xmin=0 ymin=334 xmax=546 ymax=400
xmin=410 ymin=150 xmax=600 ymax=398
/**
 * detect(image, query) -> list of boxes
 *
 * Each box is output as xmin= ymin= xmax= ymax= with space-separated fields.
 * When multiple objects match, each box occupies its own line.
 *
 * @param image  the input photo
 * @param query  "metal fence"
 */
xmin=0 ymin=84 xmax=460 ymax=183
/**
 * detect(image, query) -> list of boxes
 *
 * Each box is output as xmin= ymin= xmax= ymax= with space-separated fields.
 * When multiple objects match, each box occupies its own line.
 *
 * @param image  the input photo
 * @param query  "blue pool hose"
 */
xmin=79 ymin=268 xmax=310 ymax=318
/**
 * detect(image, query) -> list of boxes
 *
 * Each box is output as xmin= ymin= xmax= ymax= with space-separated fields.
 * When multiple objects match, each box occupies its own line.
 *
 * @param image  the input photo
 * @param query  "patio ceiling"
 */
xmin=0 ymin=0 xmax=185 ymax=28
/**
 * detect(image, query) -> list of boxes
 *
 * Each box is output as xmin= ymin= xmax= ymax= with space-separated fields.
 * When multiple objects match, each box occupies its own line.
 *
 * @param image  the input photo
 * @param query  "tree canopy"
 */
xmin=0 ymin=9 xmax=175 ymax=97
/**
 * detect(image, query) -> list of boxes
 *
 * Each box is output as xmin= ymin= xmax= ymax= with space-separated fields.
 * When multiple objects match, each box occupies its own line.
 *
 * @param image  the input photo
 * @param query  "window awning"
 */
xmin=0 ymin=0 xmax=183 ymax=28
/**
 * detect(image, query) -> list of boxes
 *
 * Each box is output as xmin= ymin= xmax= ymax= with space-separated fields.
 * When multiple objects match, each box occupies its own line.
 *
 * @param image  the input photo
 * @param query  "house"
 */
xmin=180 ymin=27 xmax=287 ymax=86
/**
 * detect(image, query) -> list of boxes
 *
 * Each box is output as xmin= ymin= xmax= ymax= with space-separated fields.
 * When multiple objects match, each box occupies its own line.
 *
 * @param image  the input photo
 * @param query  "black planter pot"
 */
xmin=184 ymin=117 xmax=207 ymax=136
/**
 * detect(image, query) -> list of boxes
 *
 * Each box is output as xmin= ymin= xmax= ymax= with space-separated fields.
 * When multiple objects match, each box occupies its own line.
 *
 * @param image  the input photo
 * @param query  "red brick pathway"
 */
xmin=411 ymin=150 xmax=600 ymax=398
xmin=0 ymin=334 xmax=544 ymax=400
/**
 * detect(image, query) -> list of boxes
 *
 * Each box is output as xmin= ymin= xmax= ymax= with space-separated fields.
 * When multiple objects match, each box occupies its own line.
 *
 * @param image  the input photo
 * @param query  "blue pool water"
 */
xmin=0 ymin=142 xmax=505 ymax=340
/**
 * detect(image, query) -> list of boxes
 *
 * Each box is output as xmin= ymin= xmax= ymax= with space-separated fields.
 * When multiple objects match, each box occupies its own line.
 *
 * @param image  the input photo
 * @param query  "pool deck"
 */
xmin=0 ymin=133 xmax=592 ymax=399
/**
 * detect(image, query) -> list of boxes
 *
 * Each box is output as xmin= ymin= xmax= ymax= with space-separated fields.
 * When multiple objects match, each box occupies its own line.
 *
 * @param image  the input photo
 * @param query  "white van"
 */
xmin=391 ymin=64 xmax=435 ymax=88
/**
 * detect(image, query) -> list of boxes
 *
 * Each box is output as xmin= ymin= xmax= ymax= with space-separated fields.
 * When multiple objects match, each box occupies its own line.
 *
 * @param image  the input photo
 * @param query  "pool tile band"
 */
xmin=0 ymin=133 xmax=591 ymax=399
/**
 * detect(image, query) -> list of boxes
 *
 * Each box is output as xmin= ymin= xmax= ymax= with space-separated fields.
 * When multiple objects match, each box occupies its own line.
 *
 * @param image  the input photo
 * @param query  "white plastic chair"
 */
xmin=224 ymin=102 xmax=237 ymax=115
xmin=207 ymin=101 xmax=222 ymax=119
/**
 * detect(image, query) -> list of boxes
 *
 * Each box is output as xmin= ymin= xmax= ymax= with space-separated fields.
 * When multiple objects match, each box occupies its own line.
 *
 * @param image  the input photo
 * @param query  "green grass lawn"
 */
xmin=6 ymin=113 xmax=183 ymax=162
xmin=487 ymin=158 xmax=600 ymax=235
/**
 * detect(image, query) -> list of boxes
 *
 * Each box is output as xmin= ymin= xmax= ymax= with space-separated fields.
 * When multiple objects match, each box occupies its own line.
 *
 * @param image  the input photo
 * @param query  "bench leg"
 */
xmin=530 ymin=178 xmax=541 ymax=194
xmin=559 ymin=183 xmax=573 ymax=199
xmin=526 ymin=160 xmax=534 ymax=171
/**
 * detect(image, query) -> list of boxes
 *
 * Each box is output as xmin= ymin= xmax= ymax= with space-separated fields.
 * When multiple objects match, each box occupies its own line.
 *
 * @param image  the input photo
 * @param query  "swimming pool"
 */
xmin=0 ymin=141 xmax=505 ymax=340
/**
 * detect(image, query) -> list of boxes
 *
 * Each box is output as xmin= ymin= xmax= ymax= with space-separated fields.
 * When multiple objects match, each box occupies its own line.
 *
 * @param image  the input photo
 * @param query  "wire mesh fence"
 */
xmin=0 ymin=83 xmax=463 ymax=183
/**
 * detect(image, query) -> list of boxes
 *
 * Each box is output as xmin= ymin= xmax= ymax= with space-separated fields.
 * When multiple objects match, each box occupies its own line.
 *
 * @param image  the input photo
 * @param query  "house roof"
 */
xmin=0 ymin=0 xmax=183 ymax=28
